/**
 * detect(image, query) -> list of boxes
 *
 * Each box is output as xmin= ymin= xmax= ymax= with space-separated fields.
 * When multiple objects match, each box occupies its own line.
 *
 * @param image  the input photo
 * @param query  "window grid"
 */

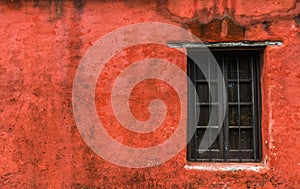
xmin=187 ymin=49 xmax=262 ymax=162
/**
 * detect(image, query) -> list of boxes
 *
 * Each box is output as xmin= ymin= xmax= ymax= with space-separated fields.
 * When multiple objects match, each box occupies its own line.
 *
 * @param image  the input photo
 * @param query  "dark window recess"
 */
xmin=187 ymin=49 xmax=262 ymax=162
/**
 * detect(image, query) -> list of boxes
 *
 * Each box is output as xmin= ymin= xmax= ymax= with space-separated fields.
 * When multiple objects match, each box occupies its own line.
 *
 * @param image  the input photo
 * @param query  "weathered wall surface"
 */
xmin=1 ymin=0 xmax=300 ymax=188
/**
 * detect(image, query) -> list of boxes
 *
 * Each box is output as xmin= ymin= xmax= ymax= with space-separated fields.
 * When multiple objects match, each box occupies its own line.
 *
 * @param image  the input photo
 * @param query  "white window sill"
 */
xmin=184 ymin=163 xmax=269 ymax=172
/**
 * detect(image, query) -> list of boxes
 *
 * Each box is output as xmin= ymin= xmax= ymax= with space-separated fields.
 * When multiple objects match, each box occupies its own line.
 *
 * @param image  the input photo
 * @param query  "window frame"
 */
xmin=187 ymin=47 xmax=263 ymax=163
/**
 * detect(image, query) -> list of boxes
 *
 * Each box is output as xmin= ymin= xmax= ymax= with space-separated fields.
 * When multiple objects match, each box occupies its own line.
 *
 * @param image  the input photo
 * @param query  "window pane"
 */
xmin=198 ymin=105 xmax=219 ymax=126
xmin=229 ymin=129 xmax=238 ymax=149
xmin=196 ymin=65 xmax=205 ymax=80
xmin=196 ymin=83 xmax=209 ymax=102
xmin=195 ymin=55 xmax=208 ymax=80
xmin=229 ymin=82 xmax=252 ymax=102
xmin=241 ymin=129 xmax=253 ymax=149
xmin=228 ymin=82 xmax=238 ymax=102
xmin=198 ymin=106 xmax=209 ymax=126
xmin=238 ymin=54 xmax=251 ymax=79
xmin=209 ymin=55 xmax=221 ymax=79
xmin=209 ymin=105 xmax=219 ymax=126
xmin=196 ymin=129 xmax=220 ymax=150
xmin=190 ymin=135 xmax=196 ymax=159
xmin=240 ymin=83 xmax=252 ymax=102
xmin=229 ymin=129 xmax=253 ymax=149
xmin=241 ymin=106 xmax=252 ymax=126
xmin=210 ymin=83 xmax=218 ymax=102
xmin=228 ymin=106 xmax=253 ymax=126
xmin=229 ymin=106 xmax=238 ymax=126
xmin=225 ymin=54 xmax=237 ymax=79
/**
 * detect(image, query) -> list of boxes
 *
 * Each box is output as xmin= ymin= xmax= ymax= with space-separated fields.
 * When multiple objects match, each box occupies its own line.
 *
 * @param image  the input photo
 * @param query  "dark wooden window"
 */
xmin=187 ymin=49 xmax=262 ymax=162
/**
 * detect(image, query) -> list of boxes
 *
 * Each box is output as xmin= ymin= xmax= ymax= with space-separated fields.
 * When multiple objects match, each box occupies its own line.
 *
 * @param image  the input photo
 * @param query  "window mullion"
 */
xmin=192 ymin=58 xmax=198 ymax=161
xmin=208 ymin=54 xmax=212 ymax=161
xmin=251 ymin=53 xmax=257 ymax=160
xmin=256 ymin=53 xmax=262 ymax=161
xmin=223 ymin=54 xmax=229 ymax=161
xmin=219 ymin=53 xmax=225 ymax=160
xmin=237 ymin=53 xmax=242 ymax=161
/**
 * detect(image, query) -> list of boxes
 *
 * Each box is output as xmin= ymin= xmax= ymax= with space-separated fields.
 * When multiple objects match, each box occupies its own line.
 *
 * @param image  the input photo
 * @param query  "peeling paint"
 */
xmin=186 ymin=16 xmax=246 ymax=42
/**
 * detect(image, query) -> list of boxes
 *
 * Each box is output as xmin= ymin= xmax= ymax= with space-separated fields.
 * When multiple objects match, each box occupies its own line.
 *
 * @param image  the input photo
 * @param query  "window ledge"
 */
xmin=168 ymin=41 xmax=283 ymax=48
xmin=184 ymin=163 xmax=269 ymax=172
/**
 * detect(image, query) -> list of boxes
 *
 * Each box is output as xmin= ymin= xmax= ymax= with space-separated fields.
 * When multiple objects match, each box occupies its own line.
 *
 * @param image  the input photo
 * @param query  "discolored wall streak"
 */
xmin=0 ymin=0 xmax=300 ymax=188
xmin=186 ymin=16 xmax=246 ymax=42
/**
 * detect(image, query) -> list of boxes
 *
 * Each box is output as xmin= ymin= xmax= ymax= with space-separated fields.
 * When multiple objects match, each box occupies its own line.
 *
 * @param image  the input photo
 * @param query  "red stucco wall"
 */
xmin=1 ymin=0 xmax=300 ymax=188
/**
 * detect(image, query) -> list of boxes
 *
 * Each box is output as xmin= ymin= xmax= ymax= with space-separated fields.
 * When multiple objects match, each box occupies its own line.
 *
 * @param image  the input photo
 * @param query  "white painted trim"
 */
xmin=168 ymin=41 xmax=283 ymax=48
xmin=184 ymin=163 xmax=269 ymax=172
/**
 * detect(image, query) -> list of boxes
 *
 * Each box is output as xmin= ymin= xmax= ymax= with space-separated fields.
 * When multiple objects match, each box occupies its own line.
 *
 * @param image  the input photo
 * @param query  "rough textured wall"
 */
xmin=0 ymin=0 xmax=300 ymax=188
